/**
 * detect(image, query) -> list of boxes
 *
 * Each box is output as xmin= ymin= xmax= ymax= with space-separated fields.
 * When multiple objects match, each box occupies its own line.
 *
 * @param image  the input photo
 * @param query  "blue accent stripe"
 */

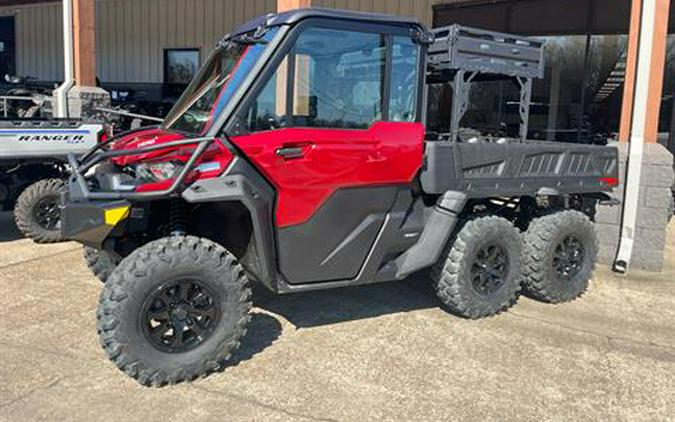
xmin=0 ymin=130 xmax=90 ymax=134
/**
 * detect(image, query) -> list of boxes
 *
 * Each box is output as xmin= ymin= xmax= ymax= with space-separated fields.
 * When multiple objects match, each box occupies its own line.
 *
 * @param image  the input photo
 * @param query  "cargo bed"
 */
xmin=421 ymin=140 xmax=619 ymax=197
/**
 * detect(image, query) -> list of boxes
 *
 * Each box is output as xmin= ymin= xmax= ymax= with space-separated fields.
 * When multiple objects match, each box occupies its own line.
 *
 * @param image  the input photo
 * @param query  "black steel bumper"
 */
xmin=60 ymin=190 xmax=131 ymax=249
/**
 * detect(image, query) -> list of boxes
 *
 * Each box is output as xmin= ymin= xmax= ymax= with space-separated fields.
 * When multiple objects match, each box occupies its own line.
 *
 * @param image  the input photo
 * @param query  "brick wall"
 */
xmin=595 ymin=142 xmax=674 ymax=271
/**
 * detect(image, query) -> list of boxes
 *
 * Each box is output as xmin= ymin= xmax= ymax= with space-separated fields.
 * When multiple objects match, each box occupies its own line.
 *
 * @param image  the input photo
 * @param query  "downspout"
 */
xmin=54 ymin=0 xmax=74 ymax=118
xmin=613 ymin=0 xmax=655 ymax=273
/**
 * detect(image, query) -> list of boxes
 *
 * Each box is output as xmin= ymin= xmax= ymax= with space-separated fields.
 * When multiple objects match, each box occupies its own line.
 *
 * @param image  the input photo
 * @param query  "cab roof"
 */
xmin=231 ymin=7 xmax=423 ymax=37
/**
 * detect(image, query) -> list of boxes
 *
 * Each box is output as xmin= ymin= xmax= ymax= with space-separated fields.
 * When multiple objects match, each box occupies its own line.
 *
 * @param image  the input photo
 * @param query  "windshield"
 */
xmin=163 ymin=27 xmax=279 ymax=135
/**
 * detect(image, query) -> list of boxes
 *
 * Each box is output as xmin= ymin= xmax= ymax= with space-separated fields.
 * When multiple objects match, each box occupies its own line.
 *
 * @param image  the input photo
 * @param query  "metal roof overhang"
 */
xmin=0 ymin=0 xmax=59 ymax=6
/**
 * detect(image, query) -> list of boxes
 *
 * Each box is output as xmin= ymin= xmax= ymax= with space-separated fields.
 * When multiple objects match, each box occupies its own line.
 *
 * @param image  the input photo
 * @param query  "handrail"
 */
xmin=77 ymin=136 xmax=213 ymax=174
xmin=96 ymin=106 xmax=164 ymax=123
xmin=0 ymin=95 xmax=50 ymax=118
xmin=68 ymin=136 xmax=216 ymax=201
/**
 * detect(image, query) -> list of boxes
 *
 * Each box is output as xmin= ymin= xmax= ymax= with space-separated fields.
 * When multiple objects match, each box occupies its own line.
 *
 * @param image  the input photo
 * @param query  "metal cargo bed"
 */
xmin=420 ymin=140 xmax=619 ymax=197
xmin=0 ymin=119 xmax=104 ymax=159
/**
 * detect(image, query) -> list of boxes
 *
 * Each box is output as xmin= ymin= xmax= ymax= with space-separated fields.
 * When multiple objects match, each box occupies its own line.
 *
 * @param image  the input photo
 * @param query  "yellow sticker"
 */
xmin=104 ymin=206 xmax=130 ymax=226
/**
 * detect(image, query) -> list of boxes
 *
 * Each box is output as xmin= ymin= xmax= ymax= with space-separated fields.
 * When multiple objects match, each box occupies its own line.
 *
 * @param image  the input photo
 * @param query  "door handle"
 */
xmin=276 ymin=146 xmax=305 ymax=159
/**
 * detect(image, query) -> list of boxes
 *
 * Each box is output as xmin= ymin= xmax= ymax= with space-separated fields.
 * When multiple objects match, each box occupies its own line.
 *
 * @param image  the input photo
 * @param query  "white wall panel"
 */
xmin=0 ymin=0 xmax=444 ymax=83
xmin=0 ymin=2 xmax=64 ymax=81
xmin=0 ymin=0 xmax=276 ymax=83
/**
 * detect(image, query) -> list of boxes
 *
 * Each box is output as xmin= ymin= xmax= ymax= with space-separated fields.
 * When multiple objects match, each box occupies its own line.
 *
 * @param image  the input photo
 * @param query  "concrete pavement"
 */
xmin=0 ymin=211 xmax=674 ymax=421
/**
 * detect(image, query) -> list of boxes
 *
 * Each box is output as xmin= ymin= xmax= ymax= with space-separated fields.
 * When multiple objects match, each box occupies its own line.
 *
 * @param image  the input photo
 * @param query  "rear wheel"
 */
xmin=521 ymin=210 xmax=598 ymax=303
xmin=97 ymin=236 xmax=251 ymax=386
xmin=14 ymin=178 xmax=66 ymax=243
xmin=433 ymin=216 xmax=523 ymax=319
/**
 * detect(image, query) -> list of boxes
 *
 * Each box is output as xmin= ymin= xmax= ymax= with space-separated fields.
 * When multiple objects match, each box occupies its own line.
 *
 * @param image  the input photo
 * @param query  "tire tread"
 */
xmin=96 ymin=235 xmax=251 ymax=387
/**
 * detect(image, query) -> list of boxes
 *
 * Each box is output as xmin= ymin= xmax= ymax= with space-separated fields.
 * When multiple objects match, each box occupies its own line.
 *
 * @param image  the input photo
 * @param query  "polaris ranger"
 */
xmin=0 ymin=119 xmax=104 ymax=242
xmin=61 ymin=9 xmax=619 ymax=386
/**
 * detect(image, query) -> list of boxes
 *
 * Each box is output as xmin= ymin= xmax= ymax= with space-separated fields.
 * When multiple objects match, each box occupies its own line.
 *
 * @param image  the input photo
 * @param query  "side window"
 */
xmin=241 ymin=27 xmax=419 ymax=133
xmin=390 ymin=36 xmax=420 ymax=122
xmin=291 ymin=28 xmax=386 ymax=129
xmin=244 ymin=57 xmax=289 ymax=132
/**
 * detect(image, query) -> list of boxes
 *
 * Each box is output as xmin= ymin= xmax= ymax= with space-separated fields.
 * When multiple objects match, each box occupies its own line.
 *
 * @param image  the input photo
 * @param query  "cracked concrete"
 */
xmin=0 ymin=211 xmax=674 ymax=421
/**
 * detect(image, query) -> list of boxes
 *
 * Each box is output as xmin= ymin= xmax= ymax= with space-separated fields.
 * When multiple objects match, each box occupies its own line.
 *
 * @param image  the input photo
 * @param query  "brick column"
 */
xmin=605 ymin=0 xmax=674 ymax=272
xmin=67 ymin=0 xmax=110 ymax=119
xmin=278 ymin=0 xmax=312 ymax=12
xmin=618 ymin=0 xmax=671 ymax=144
xmin=596 ymin=143 xmax=674 ymax=271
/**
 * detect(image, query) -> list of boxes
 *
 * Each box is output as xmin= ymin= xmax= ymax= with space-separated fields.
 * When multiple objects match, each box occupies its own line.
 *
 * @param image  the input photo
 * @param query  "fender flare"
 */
xmin=182 ymin=158 xmax=278 ymax=290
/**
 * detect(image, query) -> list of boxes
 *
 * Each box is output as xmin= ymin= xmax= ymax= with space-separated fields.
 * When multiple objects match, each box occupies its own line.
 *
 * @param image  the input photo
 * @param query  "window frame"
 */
xmin=231 ymin=18 xmax=424 ymax=135
xmin=163 ymin=48 xmax=201 ymax=86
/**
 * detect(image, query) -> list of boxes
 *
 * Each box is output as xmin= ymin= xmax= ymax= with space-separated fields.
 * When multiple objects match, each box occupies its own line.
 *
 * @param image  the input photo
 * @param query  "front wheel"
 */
xmin=97 ymin=236 xmax=252 ymax=386
xmin=14 ymin=178 xmax=66 ymax=243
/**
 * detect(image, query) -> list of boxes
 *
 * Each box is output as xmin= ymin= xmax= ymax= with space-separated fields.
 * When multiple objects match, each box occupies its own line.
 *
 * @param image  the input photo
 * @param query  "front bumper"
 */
xmin=61 ymin=191 xmax=131 ymax=249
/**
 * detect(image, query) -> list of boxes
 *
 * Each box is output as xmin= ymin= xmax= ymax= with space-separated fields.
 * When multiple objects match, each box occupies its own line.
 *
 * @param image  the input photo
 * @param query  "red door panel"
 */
xmin=230 ymin=121 xmax=425 ymax=227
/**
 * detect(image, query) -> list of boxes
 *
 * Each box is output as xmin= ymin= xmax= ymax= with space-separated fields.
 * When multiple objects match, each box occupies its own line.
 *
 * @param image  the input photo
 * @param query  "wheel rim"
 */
xmin=470 ymin=244 xmax=510 ymax=296
xmin=32 ymin=196 xmax=61 ymax=230
xmin=141 ymin=279 xmax=221 ymax=353
xmin=553 ymin=235 xmax=585 ymax=281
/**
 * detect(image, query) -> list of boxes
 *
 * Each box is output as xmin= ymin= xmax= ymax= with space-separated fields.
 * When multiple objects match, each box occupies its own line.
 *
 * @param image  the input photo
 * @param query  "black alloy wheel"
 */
xmin=521 ymin=210 xmax=598 ymax=303
xmin=470 ymin=244 xmax=510 ymax=297
xmin=97 ymin=236 xmax=252 ymax=386
xmin=553 ymin=235 xmax=585 ymax=281
xmin=33 ymin=195 xmax=61 ymax=230
xmin=142 ymin=279 xmax=221 ymax=353
xmin=433 ymin=216 xmax=522 ymax=319
xmin=14 ymin=178 xmax=67 ymax=243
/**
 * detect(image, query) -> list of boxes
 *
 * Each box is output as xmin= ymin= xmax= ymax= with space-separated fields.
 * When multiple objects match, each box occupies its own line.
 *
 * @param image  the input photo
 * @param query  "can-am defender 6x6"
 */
xmin=61 ymin=9 xmax=619 ymax=386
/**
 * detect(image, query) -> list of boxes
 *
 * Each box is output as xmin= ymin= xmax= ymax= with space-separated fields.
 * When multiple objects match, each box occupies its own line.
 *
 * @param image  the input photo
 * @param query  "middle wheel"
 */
xmin=433 ymin=216 xmax=523 ymax=319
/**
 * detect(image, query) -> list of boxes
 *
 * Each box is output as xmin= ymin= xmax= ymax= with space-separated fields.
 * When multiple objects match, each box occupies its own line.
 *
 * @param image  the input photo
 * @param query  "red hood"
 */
xmin=110 ymin=128 xmax=188 ymax=166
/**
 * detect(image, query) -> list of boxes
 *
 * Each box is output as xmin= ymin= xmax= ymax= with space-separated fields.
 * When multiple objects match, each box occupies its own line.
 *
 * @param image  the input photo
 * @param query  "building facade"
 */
xmin=0 ymin=0 xmax=673 ymax=270
xmin=1 ymin=0 xmax=672 ymax=147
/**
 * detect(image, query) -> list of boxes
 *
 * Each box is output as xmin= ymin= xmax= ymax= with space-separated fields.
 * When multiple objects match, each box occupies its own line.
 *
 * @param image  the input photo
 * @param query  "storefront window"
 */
xmin=660 ymin=35 xmax=675 ymax=152
xmin=432 ymin=0 xmax=634 ymax=145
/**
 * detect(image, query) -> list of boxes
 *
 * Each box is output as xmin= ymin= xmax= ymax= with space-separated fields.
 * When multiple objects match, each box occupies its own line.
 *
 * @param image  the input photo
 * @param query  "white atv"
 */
xmin=0 ymin=119 xmax=104 ymax=242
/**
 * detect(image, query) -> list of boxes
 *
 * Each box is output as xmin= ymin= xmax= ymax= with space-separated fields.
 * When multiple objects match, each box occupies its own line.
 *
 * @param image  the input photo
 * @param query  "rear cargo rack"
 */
xmin=427 ymin=25 xmax=545 ymax=143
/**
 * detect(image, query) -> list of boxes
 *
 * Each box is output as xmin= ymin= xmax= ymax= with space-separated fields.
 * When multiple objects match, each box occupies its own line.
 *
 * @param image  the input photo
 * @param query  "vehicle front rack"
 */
xmin=67 ymin=125 xmax=216 ymax=201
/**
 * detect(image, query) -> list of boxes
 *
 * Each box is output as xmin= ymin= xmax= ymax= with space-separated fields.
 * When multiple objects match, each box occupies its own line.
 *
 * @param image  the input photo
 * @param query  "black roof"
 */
xmin=231 ymin=7 xmax=423 ymax=37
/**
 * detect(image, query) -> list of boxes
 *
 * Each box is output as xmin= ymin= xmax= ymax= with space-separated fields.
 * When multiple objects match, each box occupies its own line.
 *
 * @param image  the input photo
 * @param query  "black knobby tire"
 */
xmin=97 ymin=236 xmax=252 ymax=386
xmin=521 ymin=210 xmax=598 ymax=303
xmin=83 ymin=247 xmax=120 ymax=283
xmin=14 ymin=178 xmax=66 ymax=243
xmin=433 ymin=216 xmax=523 ymax=319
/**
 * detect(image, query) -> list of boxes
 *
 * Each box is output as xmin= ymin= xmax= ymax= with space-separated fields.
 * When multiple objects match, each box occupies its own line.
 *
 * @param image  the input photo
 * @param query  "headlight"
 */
xmin=135 ymin=161 xmax=183 ymax=181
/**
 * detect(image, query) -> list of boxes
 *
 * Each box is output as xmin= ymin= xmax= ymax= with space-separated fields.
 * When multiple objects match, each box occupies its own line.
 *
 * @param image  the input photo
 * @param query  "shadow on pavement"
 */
xmin=226 ymin=311 xmax=283 ymax=366
xmin=254 ymin=274 xmax=440 ymax=329
xmin=0 ymin=211 xmax=22 ymax=242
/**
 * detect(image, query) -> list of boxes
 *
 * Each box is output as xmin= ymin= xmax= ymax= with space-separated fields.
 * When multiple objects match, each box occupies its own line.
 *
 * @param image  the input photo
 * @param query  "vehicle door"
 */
xmin=230 ymin=21 xmax=425 ymax=284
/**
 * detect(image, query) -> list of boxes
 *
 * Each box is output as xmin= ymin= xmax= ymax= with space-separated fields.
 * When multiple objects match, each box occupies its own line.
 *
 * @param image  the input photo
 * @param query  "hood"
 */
xmin=110 ymin=127 xmax=188 ymax=166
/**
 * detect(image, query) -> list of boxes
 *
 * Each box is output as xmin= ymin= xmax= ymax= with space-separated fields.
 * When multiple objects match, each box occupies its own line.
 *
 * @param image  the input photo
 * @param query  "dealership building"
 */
xmin=0 ymin=0 xmax=673 ymax=271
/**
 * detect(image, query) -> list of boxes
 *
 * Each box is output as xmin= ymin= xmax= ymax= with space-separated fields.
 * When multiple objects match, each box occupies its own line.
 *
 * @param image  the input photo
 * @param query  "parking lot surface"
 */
xmin=1 ymin=211 xmax=674 ymax=421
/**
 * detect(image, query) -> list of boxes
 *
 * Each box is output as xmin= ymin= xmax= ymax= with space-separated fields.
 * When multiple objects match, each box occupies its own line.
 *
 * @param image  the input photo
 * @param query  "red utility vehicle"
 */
xmin=61 ymin=9 xmax=618 ymax=385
